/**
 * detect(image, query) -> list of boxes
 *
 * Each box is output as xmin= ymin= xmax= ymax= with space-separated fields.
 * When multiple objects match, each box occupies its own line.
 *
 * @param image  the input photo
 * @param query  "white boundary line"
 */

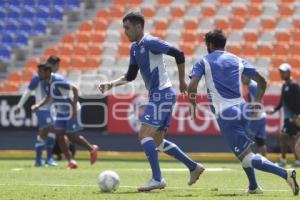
xmin=0 ymin=183 xmax=289 ymax=192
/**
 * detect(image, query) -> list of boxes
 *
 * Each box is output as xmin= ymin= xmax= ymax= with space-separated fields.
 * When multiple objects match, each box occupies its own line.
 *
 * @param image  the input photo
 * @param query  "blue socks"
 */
xmin=243 ymin=167 xmax=258 ymax=190
xmin=141 ymin=137 xmax=161 ymax=181
xmin=46 ymin=133 xmax=55 ymax=161
xmin=35 ymin=136 xmax=45 ymax=165
xmin=158 ymin=139 xmax=197 ymax=171
xmin=251 ymin=154 xmax=288 ymax=179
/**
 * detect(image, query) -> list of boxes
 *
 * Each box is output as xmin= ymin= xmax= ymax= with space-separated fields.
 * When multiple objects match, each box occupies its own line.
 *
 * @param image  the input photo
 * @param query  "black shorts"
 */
xmin=282 ymin=118 xmax=300 ymax=136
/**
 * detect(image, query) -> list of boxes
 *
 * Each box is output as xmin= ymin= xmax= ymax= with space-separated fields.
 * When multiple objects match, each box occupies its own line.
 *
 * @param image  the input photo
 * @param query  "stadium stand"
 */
xmin=0 ymin=0 xmax=299 ymax=95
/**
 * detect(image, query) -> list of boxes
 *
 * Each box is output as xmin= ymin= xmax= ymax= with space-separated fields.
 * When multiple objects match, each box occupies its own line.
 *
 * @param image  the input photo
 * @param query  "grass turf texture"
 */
xmin=0 ymin=159 xmax=297 ymax=200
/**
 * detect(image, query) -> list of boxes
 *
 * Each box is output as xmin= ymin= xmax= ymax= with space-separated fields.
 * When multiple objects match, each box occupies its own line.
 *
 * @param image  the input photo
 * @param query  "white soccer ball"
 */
xmin=98 ymin=170 xmax=120 ymax=192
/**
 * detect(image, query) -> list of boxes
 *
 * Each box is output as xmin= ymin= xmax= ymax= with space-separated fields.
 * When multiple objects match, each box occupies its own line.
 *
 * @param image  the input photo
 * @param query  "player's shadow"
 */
xmin=213 ymin=193 xmax=248 ymax=197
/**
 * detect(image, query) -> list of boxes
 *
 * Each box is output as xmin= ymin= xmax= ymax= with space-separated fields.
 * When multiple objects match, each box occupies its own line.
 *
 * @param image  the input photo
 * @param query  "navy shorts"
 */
xmin=36 ymin=109 xmax=53 ymax=129
xmin=54 ymin=111 xmax=83 ymax=134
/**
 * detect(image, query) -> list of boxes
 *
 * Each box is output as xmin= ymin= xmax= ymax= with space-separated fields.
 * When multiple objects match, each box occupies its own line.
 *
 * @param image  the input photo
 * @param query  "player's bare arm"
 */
xmin=31 ymin=95 xmax=51 ymax=113
xmin=251 ymin=73 xmax=267 ymax=104
xmin=98 ymin=76 xmax=129 ymax=93
xmin=177 ymin=63 xmax=188 ymax=94
xmin=71 ymin=84 xmax=79 ymax=119
xmin=187 ymin=77 xmax=200 ymax=119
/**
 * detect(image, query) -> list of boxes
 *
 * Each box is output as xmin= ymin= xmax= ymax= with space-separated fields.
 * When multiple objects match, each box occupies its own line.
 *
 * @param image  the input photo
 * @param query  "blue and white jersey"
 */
xmin=247 ymin=80 xmax=266 ymax=119
xmin=129 ymin=34 xmax=172 ymax=91
xmin=44 ymin=73 xmax=80 ymax=113
xmin=28 ymin=74 xmax=51 ymax=110
xmin=191 ymin=50 xmax=258 ymax=115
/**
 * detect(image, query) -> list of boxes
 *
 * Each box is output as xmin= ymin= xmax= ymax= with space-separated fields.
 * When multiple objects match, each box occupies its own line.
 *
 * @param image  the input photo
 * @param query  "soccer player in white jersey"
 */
xmin=15 ymin=59 xmax=60 ymax=167
xmin=98 ymin=12 xmax=204 ymax=192
xmin=31 ymin=63 xmax=99 ymax=169
xmin=188 ymin=29 xmax=299 ymax=195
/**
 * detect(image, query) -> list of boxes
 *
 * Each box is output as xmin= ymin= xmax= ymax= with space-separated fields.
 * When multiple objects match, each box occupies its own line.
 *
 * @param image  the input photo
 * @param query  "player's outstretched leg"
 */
xmin=157 ymin=139 xmax=205 ymax=185
xmin=243 ymin=167 xmax=262 ymax=194
xmin=45 ymin=133 xmax=57 ymax=166
xmin=138 ymin=137 xmax=165 ymax=192
xmin=34 ymin=135 xmax=45 ymax=167
xmin=242 ymin=152 xmax=299 ymax=195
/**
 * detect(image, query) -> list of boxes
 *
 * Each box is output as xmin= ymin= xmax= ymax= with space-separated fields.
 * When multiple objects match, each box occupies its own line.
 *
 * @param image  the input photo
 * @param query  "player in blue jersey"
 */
xmin=98 ymin=12 xmax=204 ymax=192
xmin=242 ymin=75 xmax=267 ymax=156
xmin=15 ymin=60 xmax=60 ymax=167
xmin=188 ymin=29 xmax=299 ymax=195
xmin=31 ymin=63 xmax=99 ymax=169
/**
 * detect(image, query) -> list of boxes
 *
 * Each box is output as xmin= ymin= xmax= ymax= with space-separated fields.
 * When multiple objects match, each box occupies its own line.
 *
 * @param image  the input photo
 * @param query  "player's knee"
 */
xmin=241 ymin=152 xmax=255 ymax=168
xmin=255 ymin=137 xmax=265 ymax=147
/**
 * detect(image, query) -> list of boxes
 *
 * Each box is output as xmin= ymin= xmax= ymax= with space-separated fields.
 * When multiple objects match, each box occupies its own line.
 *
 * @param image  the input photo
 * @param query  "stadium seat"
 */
xmin=287 ymin=58 xmax=300 ymax=68
xmin=201 ymin=6 xmax=216 ymax=18
xmin=7 ymin=5 xmax=22 ymax=19
xmin=0 ymin=45 xmax=12 ymax=61
xmin=156 ymin=0 xmax=173 ymax=7
xmin=226 ymin=45 xmax=242 ymax=56
xmin=15 ymin=32 xmax=29 ymax=47
xmin=22 ymin=6 xmax=36 ymax=20
xmin=182 ymin=32 xmax=197 ymax=43
xmin=279 ymin=4 xmax=294 ymax=17
xmin=183 ymin=19 xmax=198 ymax=32
xmin=60 ymin=45 xmax=73 ymax=56
xmin=273 ymin=44 xmax=289 ymax=58
xmin=5 ymin=19 xmax=19 ymax=33
xmin=33 ymin=20 xmax=48 ymax=35
xmin=85 ymin=57 xmax=100 ymax=70
xmin=53 ymin=0 xmax=65 ymax=8
xmin=153 ymin=20 xmax=169 ymax=31
xmin=37 ymin=0 xmax=51 ymax=6
xmin=242 ymin=44 xmax=257 ymax=58
xmin=43 ymin=46 xmax=58 ymax=58
xmin=93 ymin=20 xmax=108 ymax=32
xmin=23 ymin=0 xmax=36 ymax=6
xmin=117 ymin=44 xmax=130 ymax=58
xmin=61 ymin=34 xmax=75 ymax=44
xmin=180 ymin=43 xmax=195 ymax=56
xmin=290 ymin=44 xmax=300 ymax=57
xmin=232 ymin=5 xmax=247 ymax=18
xmin=79 ymin=21 xmax=93 ymax=32
xmin=2 ymin=32 xmax=15 ymax=48
xmin=275 ymin=31 xmax=290 ymax=44
xmin=171 ymin=7 xmax=185 ymax=19
xmin=230 ymin=17 xmax=245 ymax=30
xmin=258 ymin=45 xmax=273 ymax=57
xmin=244 ymin=31 xmax=259 ymax=44
xmin=5 ymin=81 xmax=19 ymax=94
xmin=71 ymin=57 xmax=86 ymax=70
xmin=214 ymin=18 xmax=230 ymax=30
xmin=8 ymin=0 xmax=21 ymax=6
xmin=187 ymin=0 xmax=203 ymax=8
xmin=248 ymin=4 xmax=262 ymax=18
xmin=261 ymin=18 xmax=277 ymax=30
xmin=74 ymin=45 xmax=88 ymax=56
xmin=269 ymin=67 xmax=282 ymax=83
xmin=88 ymin=45 xmax=103 ymax=57
xmin=141 ymin=7 xmax=155 ymax=19
xmin=76 ymin=32 xmax=90 ymax=44
xmin=90 ymin=32 xmax=105 ymax=44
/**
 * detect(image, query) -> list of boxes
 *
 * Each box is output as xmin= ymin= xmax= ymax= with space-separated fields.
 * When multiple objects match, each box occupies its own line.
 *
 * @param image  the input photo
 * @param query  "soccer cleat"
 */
xmin=278 ymin=158 xmax=287 ymax=167
xmin=286 ymin=169 xmax=299 ymax=196
xmin=188 ymin=164 xmax=205 ymax=186
xmin=90 ymin=145 xmax=99 ymax=165
xmin=67 ymin=160 xmax=78 ymax=170
xmin=293 ymin=160 xmax=300 ymax=167
xmin=35 ymin=161 xmax=46 ymax=167
xmin=138 ymin=178 xmax=166 ymax=192
xmin=247 ymin=186 xmax=263 ymax=194
xmin=45 ymin=158 xmax=58 ymax=167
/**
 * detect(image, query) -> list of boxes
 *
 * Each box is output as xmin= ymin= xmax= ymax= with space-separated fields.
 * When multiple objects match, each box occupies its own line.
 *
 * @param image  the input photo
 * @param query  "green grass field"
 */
xmin=0 ymin=159 xmax=298 ymax=200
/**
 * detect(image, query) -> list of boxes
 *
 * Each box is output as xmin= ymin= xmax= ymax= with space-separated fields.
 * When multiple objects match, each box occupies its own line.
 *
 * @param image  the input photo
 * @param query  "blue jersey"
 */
xmin=248 ymin=80 xmax=257 ymax=102
xmin=44 ymin=73 xmax=80 ymax=113
xmin=28 ymin=74 xmax=51 ymax=110
xmin=129 ymin=34 xmax=173 ymax=92
xmin=191 ymin=50 xmax=258 ymax=115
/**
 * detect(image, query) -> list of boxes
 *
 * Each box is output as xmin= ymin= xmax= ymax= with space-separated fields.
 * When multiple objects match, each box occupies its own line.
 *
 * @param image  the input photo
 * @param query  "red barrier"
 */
xmin=107 ymin=94 xmax=282 ymax=135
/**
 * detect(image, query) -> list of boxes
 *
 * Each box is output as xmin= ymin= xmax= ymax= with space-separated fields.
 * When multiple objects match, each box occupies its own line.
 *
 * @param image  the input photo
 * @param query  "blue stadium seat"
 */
xmin=8 ymin=0 xmax=21 ymax=6
xmin=15 ymin=32 xmax=29 ymax=47
xmin=23 ymin=0 xmax=36 ymax=6
xmin=33 ymin=20 xmax=47 ymax=35
xmin=0 ymin=7 xmax=6 ymax=20
xmin=66 ymin=0 xmax=80 ymax=9
xmin=0 ymin=45 xmax=12 ymax=61
xmin=5 ymin=19 xmax=19 ymax=33
xmin=19 ymin=19 xmax=33 ymax=34
xmin=37 ymin=0 xmax=51 ymax=6
xmin=36 ymin=6 xmax=50 ymax=21
xmin=1 ymin=32 xmax=15 ymax=48
xmin=0 ymin=21 xmax=4 ymax=32
xmin=22 ymin=6 xmax=36 ymax=20
xmin=7 ymin=5 xmax=22 ymax=19
xmin=50 ymin=6 xmax=64 ymax=22
xmin=53 ymin=0 xmax=65 ymax=8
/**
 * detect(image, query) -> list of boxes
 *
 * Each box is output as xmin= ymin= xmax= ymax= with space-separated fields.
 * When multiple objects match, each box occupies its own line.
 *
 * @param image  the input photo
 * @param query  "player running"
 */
xmin=31 ymin=63 xmax=98 ymax=169
xmin=98 ymin=11 xmax=204 ymax=192
xmin=188 ymin=29 xmax=299 ymax=196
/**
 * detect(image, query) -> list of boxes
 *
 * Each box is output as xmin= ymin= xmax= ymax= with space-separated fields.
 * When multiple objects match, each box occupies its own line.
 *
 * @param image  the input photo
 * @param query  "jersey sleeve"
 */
xmin=129 ymin=45 xmax=136 ymax=65
xmin=147 ymin=37 xmax=172 ymax=54
xmin=190 ymin=59 xmax=205 ymax=79
xmin=242 ymin=59 xmax=258 ymax=78
xmin=28 ymin=75 xmax=40 ymax=90
xmin=248 ymin=81 xmax=257 ymax=96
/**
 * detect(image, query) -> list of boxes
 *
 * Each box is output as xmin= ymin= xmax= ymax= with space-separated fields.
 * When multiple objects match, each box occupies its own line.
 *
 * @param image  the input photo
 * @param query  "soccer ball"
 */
xmin=97 ymin=170 xmax=120 ymax=192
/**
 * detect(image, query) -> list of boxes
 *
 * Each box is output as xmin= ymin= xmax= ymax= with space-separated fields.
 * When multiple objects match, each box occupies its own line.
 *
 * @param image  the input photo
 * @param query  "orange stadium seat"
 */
xmin=5 ymin=82 xmax=19 ymax=94
xmin=248 ymin=4 xmax=262 ymax=18
xmin=79 ymin=21 xmax=93 ymax=32
xmin=180 ymin=43 xmax=195 ymax=56
xmin=59 ymin=45 xmax=73 ymax=56
xmin=227 ymin=45 xmax=242 ymax=56
xmin=244 ymin=31 xmax=259 ymax=44
xmin=293 ymin=19 xmax=300 ymax=29
xmin=109 ymin=7 xmax=124 ymax=20
xmin=218 ymin=0 xmax=233 ymax=5
xmin=85 ymin=57 xmax=100 ymax=70
xmin=76 ymin=33 xmax=90 ymax=44
xmin=280 ymin=0 xmax=295 ymax=4
xmin=43 ymin=46 xmax=58 ymax=58
xmin=182 ymin=32 xmax=197 ymax=43
xmin=59 ymin=57 xmax=71 ymax=71
xmin=88 ymin=45 xmax=103 ymax=57
xmin=287 ymin=58 xmax=300 ymax=68
xmin=187 ymin=0 xmax=203 ymax=8
xmin=290 ymin=44 xmax=300 ymax=57
xmin=271 ymin=57 xmax=285 ymax=68
xmin=269 ymin=68 xmax=282 ymax=83
xmin=261 ymin=18 xmax=277 ymax=30
xmin=96 ymin=9 xmax=110 ymax=21
xmin=24 ymin=58 xmax=40 ymax=71
xmin=230 ymin=17 xmax=245 ymax=30
xmin=153 ymin=20 xmax=169 ymax=31
xmin=141 ymin=7 xmax=155 ymax=19
xmin=150 ymin=30 xmax=166 ymax=40
xmin=61 ymin=34 xmax=75 ymax=44
xmin=91 ymin=32 xmax=105 ymax=44
xmin=120 ymin=33 xmax=130 ymax=43
xmin=279 ymin=4 xmax=294 ymax=17
xmin=232 ymin=6 xmax=247 ymax=18
xmin=74 ymin=45 xmax=88 ymax=56
xmin=71 ymin=57 xmax=86 ymax=71
xmin=242 ymin=44 xmax=257 ymax=58
xmin=258 ymin=45 xmax=273 ymax=57
xmin=215 ymin=19 xmax=230 ymax=30
xmin=112 ymin=0 xmax=142 ymax=8
xmin=8 ymin=72 xmax=22 ymax=83
xmin=201 ymin=6 xmax=216 ymax=18
xmin=156 ymin=0 xmax=173 ymax=7
xmin=291 ymin=31 xmax=300 ymax=44
xmin=183 ymin=19 xmax=198 ymax=32
xmin=275 ymin=31 xmax=290 ymax=44
xmin=171 ymin=7 xmax=185 ymax=19
xmin=118 ymin=44 xmax=130 ymax=58
xmin=273 ymin=44 xmax=289 ymax=58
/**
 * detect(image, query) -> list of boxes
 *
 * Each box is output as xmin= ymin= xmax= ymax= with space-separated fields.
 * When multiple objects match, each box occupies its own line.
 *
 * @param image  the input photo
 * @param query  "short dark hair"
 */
xmin=47 ymin=55 xmax=61 ymax=65
xmin=122 ymin=11 xmax=145 ymax=28
xmin=205 ymin=29 xmax=227 ymax=49
xmin=38 ymin=63 xmax=52 ymax=71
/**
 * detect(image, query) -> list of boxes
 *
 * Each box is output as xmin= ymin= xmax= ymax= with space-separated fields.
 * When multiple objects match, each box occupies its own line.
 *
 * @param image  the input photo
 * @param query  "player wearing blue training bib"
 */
xmin=98 ymin=11 xmax=204 ymax=192
xmin=188 ymin=29 xmax=298 ymax=196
